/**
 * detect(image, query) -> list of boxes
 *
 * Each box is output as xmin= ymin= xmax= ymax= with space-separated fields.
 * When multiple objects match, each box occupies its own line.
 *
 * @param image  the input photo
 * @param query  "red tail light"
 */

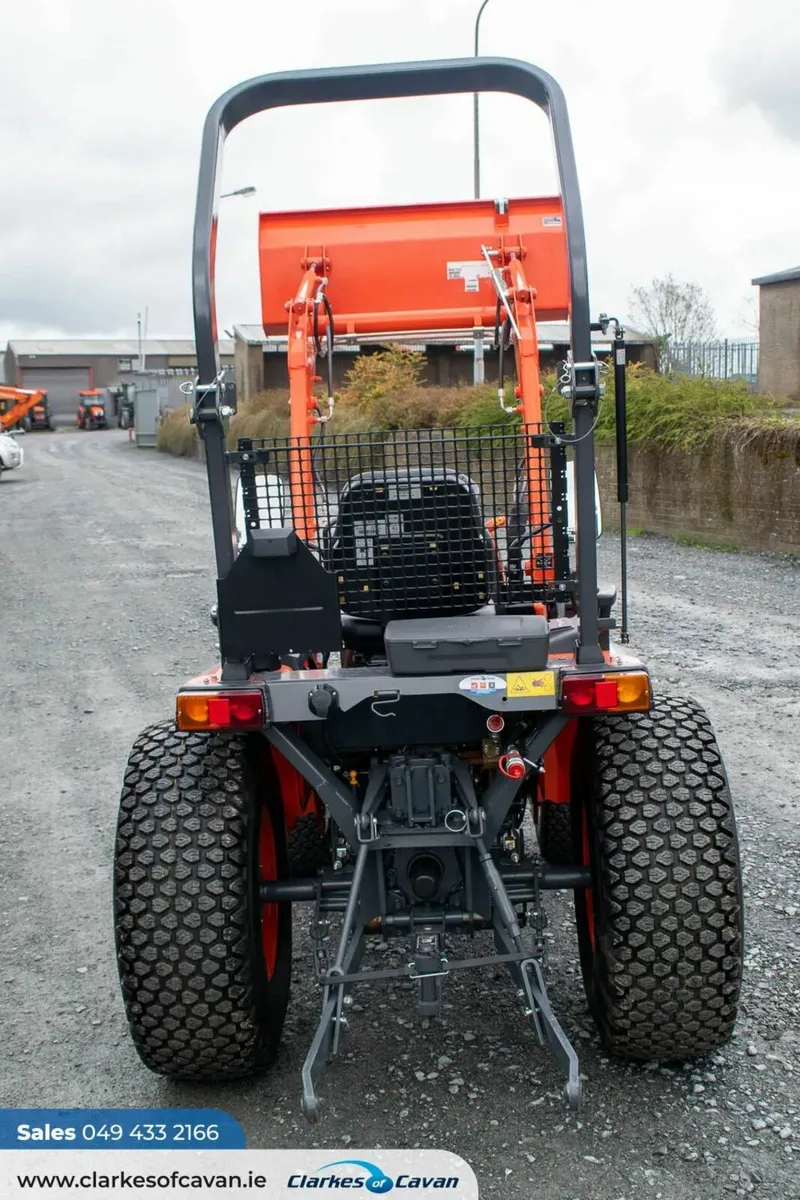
xmin=562 ymin=672 xmax=650 ymax=714
xmin=177 ymin=689 xmax=265 ymax=731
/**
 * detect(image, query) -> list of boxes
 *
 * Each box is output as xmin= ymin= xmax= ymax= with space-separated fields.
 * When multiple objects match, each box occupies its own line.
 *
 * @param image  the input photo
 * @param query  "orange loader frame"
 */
xmin=259 ymin=195 xmax=568 ymax=578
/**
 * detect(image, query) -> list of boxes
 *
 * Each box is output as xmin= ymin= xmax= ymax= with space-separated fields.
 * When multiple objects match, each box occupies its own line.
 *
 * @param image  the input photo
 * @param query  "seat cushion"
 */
xmin=384 ymin=612 xmax=550 ymax=676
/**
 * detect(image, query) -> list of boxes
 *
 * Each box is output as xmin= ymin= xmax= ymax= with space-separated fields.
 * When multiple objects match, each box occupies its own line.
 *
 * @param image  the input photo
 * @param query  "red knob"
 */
xmin=499 ymin=751 xmax=526 ymax=781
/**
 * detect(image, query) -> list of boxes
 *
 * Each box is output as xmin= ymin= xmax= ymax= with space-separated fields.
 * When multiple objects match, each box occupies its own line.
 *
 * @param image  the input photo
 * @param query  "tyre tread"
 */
xmin=114 ymin=720 xmax=288 ymax=1080
xmin=584 ymin=695 xmax=743 ymax=1061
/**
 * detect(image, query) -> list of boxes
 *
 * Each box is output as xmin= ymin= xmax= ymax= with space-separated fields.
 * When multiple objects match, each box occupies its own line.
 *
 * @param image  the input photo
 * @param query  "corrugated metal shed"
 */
xmin=6 ymin=338 xmax=235 ymax=356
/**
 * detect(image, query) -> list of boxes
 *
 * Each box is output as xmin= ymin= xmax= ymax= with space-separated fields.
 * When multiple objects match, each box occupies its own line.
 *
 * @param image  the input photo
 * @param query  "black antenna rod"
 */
xmin=592 ymin=314 xmax=630 ymax=643
xmin=606 ymin=315 xmax=630 ymax=644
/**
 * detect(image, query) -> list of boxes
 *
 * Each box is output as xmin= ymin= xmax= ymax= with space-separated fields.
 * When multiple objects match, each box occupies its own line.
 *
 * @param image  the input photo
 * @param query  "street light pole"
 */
xmin=473 ymin=0 xmax=492 ymax=199
xmin=220 ymin=186 xmax=257 ymax=199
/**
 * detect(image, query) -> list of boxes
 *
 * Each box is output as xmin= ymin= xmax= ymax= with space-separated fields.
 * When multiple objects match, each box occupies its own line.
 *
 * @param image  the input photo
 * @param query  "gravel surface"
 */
xmin=1 ymin=430 xmax=799 ymax=1200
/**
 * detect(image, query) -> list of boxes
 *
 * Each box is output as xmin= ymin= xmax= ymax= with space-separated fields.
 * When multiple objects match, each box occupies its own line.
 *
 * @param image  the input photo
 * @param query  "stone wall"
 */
xmin=595 ymin=430 xmax=800 ymax=553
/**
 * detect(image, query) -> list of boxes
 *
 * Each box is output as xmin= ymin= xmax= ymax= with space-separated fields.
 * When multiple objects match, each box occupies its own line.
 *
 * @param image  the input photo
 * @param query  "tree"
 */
xmin=628 ymin=274 xmax=718 ymax=367
xmin=736 ymin=293 xmax=759 ymax=337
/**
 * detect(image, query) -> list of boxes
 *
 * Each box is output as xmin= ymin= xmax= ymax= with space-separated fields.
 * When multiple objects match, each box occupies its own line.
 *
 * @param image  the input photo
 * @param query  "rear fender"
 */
xmin=540 ymin=717 xmax=579 ymax=805
xmin=269 ymin=742 xmax=322 ymax=833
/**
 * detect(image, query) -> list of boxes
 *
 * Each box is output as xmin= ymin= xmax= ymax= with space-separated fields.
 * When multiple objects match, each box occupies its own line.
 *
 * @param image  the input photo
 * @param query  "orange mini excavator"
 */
xmin=0 ymin=386 xmax=47 ymax=432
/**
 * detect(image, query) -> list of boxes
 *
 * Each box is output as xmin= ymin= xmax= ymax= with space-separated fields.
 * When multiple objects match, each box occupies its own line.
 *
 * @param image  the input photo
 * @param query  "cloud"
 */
xmin=2 ymin=0 xmax=800 ymax=345
xmin=713 ymin=1 xmax=800 ymax=141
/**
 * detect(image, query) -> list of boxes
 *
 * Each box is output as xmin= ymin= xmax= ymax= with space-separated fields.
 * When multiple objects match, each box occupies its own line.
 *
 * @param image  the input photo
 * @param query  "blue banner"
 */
xmin=0 ymin=1110 xmax=245 ymax=1150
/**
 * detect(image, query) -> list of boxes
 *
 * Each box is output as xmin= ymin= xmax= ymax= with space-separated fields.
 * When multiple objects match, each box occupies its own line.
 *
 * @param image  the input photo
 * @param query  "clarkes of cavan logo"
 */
xmin=288 ymin=1159 xmax=461 ymax=1191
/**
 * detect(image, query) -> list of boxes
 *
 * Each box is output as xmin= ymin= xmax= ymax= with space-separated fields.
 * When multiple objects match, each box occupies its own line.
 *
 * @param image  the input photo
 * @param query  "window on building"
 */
xmin=118 ymin=358 xmax=133 ymax=372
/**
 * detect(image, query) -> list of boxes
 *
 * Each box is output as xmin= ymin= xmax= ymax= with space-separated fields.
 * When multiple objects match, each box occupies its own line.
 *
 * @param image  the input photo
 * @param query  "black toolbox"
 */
xmin=384 ymin=613 xmax=550 ymax=676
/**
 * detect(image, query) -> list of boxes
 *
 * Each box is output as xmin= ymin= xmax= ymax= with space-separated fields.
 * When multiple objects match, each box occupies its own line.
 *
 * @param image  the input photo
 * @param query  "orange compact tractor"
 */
xmin=76 ymin=389 xmax=108 ymax=430
xmin=27 ymin=391 xmax=53 ymax=430
xmin=114 ymin=58 xmax=743 ymax=1119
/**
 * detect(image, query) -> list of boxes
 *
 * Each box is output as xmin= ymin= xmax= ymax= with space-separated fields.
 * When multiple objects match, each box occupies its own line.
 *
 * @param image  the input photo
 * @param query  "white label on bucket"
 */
xmin=446 ymin=260 xmax=492 ymax=282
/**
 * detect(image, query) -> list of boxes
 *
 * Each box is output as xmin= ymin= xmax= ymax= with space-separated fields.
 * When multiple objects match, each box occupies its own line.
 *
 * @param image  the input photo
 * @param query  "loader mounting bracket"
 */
xmin=568 ymin=361 xmax=602 ymax=407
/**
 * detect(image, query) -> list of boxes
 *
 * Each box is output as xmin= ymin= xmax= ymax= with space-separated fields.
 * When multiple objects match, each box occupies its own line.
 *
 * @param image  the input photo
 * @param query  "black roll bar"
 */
xmin=191 ymin=56 xmax=603 ymax=662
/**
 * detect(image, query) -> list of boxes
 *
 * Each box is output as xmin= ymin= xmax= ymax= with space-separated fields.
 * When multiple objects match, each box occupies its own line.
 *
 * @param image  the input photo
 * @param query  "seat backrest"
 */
xmin=324 ymin=468 xmax=494 ymax=621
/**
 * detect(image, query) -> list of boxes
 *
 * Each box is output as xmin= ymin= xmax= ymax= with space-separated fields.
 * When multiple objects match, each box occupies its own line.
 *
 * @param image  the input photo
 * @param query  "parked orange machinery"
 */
xmin=0 ymin=385 xmax=47 ymax=432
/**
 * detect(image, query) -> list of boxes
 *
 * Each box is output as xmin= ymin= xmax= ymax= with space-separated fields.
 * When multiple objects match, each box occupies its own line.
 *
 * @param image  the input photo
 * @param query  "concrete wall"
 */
xmin=595 ymin=431 xmax=800 ymax=553
xmin=758 ymin=279 xmax=800 ymax=400
xmin=235 ymin=341 xmax=265 ymax=399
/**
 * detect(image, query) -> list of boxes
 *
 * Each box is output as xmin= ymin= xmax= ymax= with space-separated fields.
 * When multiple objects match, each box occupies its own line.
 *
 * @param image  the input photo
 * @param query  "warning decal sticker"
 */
xmin=506 ymin=671 xmax=556 ymax=698
xmin=459 ymin=674 xmax=507 ymax=695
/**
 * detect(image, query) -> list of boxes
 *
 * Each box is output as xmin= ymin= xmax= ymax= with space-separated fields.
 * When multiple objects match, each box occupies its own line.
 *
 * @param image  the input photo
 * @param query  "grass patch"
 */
xmin=156 ymin=405 xmax=198 ymax=457
xmin=670 ymin=531 xmax=740 ymax=552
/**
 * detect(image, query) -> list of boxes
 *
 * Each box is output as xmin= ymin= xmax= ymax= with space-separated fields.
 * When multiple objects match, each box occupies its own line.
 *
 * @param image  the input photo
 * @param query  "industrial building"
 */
xmin=2 ymin=338 xmax=235 ymax=426
xmin=233 ymin=322 xmax=656 ymax=404
xmin=752 ymin=267 xmax=800 ymax=400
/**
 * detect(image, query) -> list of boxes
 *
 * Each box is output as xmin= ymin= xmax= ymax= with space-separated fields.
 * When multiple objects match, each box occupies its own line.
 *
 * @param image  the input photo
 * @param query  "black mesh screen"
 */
xmin=233 ymin=424 xmax=570 ymax=620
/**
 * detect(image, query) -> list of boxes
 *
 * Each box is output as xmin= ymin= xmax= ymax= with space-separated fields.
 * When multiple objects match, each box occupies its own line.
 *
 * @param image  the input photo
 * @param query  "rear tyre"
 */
xmin=574 ymin=695 xmax=743 ymax=1061
xmin=536 ymin=800 xmax=575 ymax=865
xmin=114 ymin=720 xmax=291 ymax=1080
xmin=287 ymin=813 xmax=330 ymax=877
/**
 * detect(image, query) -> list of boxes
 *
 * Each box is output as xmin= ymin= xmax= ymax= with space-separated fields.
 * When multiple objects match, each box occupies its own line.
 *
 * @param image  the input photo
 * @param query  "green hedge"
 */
xmin=156 ymin=349 xmax=792 ymax=459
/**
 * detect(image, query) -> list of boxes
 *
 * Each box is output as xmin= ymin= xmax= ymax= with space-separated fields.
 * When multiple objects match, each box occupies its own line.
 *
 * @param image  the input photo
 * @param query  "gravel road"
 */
xmin=1 ymin=430 xmax=798 ymax=1200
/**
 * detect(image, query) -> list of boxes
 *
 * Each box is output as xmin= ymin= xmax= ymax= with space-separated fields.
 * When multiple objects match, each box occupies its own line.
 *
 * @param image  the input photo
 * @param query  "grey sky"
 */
xmin=1 ymin=0 xmax=798 ymax=344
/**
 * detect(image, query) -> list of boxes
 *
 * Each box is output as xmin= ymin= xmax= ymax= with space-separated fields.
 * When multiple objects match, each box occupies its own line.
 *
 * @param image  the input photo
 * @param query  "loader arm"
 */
xmin=0 ymin=387 xmax=47 ymax=431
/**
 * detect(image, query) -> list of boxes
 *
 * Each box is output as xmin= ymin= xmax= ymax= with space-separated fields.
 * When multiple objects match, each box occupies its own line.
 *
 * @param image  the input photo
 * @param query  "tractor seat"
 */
xmin=340 ymin=614 xmax=385 ymax=655
xmin=323 ymin=467 xmax=496 ymax=624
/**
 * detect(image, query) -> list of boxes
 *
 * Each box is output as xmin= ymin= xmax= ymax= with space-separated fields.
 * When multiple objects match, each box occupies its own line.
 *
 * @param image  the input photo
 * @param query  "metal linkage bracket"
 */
xmin=568 ymin=360 xmax=601 ymax=407
xmin=299 ymin=747 xmax=584 ymax=1122
xmin=521 ymin=958 xmax=582 ymax=1109
xmin=225 ymin=446 xmax=273 ymax=467
xmin=411 ymin=932 xmax=447 ymax=1017
xmin=190 ymin=373 xmax=237 ymax=425
xmin=302 ymin=841 xmax=369 ymax=1121
xmin=301 ymin=924 xmax=364 ymax=1122
xmin=477 ymin=832 xmax=584 ymax=1109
